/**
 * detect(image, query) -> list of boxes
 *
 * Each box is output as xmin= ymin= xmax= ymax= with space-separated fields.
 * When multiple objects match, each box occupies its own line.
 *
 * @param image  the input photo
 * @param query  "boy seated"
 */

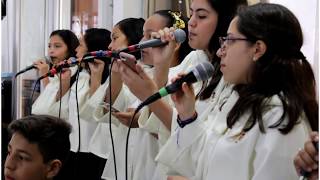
xmin=4 ymin=115 xmax=71 ymax=180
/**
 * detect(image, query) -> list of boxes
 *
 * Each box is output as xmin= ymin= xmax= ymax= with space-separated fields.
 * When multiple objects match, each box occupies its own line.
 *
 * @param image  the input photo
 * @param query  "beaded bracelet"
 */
xmin=177 ymin=111 xmax=198 ymax=128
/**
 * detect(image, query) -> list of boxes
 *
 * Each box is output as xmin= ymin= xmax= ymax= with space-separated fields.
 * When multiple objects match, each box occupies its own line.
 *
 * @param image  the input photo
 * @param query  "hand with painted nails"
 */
xmin=294 ymin=131 xmax=319 ymax=180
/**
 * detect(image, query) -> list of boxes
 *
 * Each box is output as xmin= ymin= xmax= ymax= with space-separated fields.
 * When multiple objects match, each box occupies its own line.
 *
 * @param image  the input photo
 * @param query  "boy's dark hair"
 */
xmin=8 ymin=115 xmax=72 ymax=164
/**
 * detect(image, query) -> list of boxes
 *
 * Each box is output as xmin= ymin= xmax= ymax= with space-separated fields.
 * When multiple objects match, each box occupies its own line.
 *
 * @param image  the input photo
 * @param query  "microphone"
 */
xmin=120 ymin=28 xmax=186 ymax=53
xmin=38 ymin=57 xmax=78 ymax=80
xmin=87 ymin=29 xmax=186 ymax=59
xmin=137 ymin=61 xmax=214 ymax=111
xmin=87 ymin=50 xmax=120 ymax=59
xmin=15 ymin=56 xmax=52 ymax=77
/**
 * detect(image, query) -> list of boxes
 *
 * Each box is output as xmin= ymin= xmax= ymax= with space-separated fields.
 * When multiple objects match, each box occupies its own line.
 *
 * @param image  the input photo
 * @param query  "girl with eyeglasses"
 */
xmin=157 ymin=3 xmax=318 ymax=180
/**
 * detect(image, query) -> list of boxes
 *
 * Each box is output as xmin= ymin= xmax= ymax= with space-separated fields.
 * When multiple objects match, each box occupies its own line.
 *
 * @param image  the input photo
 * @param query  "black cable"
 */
xmin=75 ymin=65 xmax=81 ymax=152
xmin=125 ymin=108 xmax=140 ymax=180
xmin=30 ymin=78 xmax=41 ymax=115
xmin=11 ymin=76 xmax=16 ymax=120
xmin=58 ymin=72 xmax=62 ymax=119
xmin=108 ymin=59 xmax=118 ymax=180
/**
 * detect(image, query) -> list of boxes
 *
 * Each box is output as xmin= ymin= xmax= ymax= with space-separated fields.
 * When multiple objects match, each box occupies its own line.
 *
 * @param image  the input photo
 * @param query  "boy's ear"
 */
xmin=46 ymin=159 xmax=62 ymax=179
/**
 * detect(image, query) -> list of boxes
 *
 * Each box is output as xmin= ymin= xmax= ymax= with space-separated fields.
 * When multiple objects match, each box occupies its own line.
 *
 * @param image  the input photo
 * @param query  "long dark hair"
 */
xmin=198 ymin=0 xmax=248 ymax=100
xmin=154 ymin=10 xmax=193 ymax=62
xmin=115 ymin=18 xmax=145 ymax=60
xmin=116 ymin=18 xmax=145 ymax=45
xmin=50 ymin=30 xmax=79 ymax=59
xmin=227 ymin=3 xmax=318 ymax=133
xmin=83 ymin=28 xmax=111 ymax=84
xmin=50 ymin=30 xmax=80 ymax=87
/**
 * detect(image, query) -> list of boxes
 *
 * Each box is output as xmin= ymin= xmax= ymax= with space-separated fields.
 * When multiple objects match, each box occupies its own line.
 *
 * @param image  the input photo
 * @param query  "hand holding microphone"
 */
xmin=34 ymin=59 xmax=50 ymax=77
xmin=38 ymin=57 xmax=79 ymax=80
xmin=150 ymin=27 xmax=183 ymax=67
xmin=295 ymin=131 xmax=319 ymax=180
xmin=170 ymin=73 xmax=197 ymax=120
xmin=136 ymin=61 xmax=214 ymax=112
xmin=87 ymin=28 xmax=186 ymax=59
xmin=15 ymin=56 xmax=52 ymax=77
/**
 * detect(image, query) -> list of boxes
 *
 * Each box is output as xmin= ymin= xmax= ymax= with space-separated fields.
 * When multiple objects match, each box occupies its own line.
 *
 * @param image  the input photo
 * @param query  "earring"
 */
xmin=253 ymin=57 xmax=257 ymax=61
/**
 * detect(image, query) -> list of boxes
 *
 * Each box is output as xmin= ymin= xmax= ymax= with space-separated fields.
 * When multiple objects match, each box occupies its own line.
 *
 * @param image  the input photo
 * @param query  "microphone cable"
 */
xmin=75 ymin=64 xmax=81 ymax=152
xmin=108 ymin=59 xmax=118 ymax=180
xmin=125 ymin=108 xmax=140 ymax=180
xmin=71 ymin=64 xmax=81 ymax=179
xmin=11 ymin=75 xmax=17 ymax=120
xmin=30 ymin=78 xmax=41 ymax=115
xmin=58 ymin=72 xmax=62 ymax=119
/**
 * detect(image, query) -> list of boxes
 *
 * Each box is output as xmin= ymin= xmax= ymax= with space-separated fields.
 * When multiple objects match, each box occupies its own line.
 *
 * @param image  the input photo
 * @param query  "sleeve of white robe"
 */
xmin=79 ymin=79 xmax=109 ymax=121
xmin=157 ymin=95 xmax=310 ymax=180
xmin=138 ymin=50 xmax=212 ymax=145
xmin=32 ymin=77 xmax=70 ymax=120
xmin=92 ymin=85 xmax=137 ymax=125
xmin=251 ymin=108 xmax=310 ymax=180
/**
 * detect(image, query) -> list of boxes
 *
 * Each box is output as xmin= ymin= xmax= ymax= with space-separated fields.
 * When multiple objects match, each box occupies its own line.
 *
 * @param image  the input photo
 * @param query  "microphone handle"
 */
xmin=136 ymin=92 xmax=162 ymax=112
xmin=165 ymin=72 xmax=198 ymax=94
xmin=138 ymin=39 xmax=167 ymax=49
xmin=15 ymin=65 xmax=36 ymax=77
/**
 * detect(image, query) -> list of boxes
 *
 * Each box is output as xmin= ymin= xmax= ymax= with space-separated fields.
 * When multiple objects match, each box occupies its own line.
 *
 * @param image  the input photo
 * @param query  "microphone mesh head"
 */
xmin=174 ymin=29 xmax=186 ymax=43
xmin=193 ymin=61 xmax=214 ymax=82
xmin=44 ymin=56 xmax=52 ymax=64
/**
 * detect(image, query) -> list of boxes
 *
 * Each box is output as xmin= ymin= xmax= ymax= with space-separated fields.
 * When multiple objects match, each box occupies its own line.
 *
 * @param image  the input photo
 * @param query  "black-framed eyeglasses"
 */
xmin=219 ymin=36 xmax=251 ymax=48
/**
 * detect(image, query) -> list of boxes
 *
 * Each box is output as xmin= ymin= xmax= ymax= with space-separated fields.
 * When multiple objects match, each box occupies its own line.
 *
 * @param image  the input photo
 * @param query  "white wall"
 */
xmin=113 ymin=0 xmax=144 ymax=25
xmin=98 ymin=0 xmax=113 ymax=31
xmin=20 ymin=0 xmax=46 ymax=79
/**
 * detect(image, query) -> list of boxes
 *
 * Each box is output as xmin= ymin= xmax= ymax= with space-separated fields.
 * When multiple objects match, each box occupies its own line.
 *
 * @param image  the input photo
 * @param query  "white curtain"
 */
xmin=1 ymin=0 xmax=19 ymax=73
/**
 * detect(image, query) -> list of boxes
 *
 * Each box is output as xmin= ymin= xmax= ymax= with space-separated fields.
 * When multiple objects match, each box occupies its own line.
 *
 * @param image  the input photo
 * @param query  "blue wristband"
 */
xmin=177 ymin=111 xmax=198 ymax=128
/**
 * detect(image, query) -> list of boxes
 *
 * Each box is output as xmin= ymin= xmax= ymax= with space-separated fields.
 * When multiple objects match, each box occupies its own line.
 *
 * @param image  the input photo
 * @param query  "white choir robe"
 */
xmin=67 ymin=69 xmax=100 ymax=153
xmin=31 ymin=66 xmax=79 ymax=119
xmin=89 ymin=65 xmax=159 ymax=180
xmin=138 ymin=50 xmax=210 ymax=146
xmin=156 ymin=89 xmax=311 ymax=180
xmin=137 ymin=50 xmax=211 ymax=179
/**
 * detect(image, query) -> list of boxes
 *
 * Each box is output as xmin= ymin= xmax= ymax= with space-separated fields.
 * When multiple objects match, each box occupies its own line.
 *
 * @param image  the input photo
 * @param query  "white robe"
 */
xmin=66 ymin=69 xmax=99 ymax=152
xmin=31 ymin=67 xmax=79 ymax=120
xmin=157 ymin=89 xmax=311 ymax=180
xmin=89 ymin=65 xmax=159 ymax=180
xmin=137 ymin=50 xmax=211 ymax=180
xmin=32 ymin=67 xmax=99 ymax=153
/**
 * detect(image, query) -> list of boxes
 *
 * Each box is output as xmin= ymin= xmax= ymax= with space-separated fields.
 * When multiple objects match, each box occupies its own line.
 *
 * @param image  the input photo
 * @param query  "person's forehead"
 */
xmin=112 ymin=26 xmax=121 ymax=34
xmin=9 ymin=133 xmax=44 ymax=159
xmin=50 ymin=35 xmax=64 ymax=42
xmin=227 ymin=17 xmax=239 ymax=34
xmin=144 ymin=14 xmax=167 ymax=32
